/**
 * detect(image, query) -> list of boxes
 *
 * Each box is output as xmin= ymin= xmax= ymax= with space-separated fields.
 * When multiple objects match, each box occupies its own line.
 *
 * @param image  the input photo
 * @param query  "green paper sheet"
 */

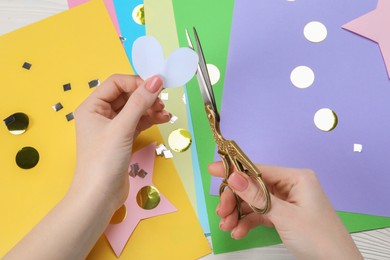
xmin=171 ymin=0 xmax=390 ymax=254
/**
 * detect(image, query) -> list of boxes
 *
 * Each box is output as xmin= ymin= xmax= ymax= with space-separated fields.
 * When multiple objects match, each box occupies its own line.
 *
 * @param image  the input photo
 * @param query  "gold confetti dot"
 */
xmin=168 ymin=129 xmax=192 ymax=152
xmin=16 ymin=146 xmax=39 ymax=169
xmin=136 ymin=186 xmax=160 ymax=210
xmin=4 ymin=112 xmax=29 ymax=135
xmin=132 ymin=4 xmax=145 ymax=25
xmin=314 ymin=108 xmax=338 ymax=132
xmin=110 ymin=205 xmax=127 ymax=224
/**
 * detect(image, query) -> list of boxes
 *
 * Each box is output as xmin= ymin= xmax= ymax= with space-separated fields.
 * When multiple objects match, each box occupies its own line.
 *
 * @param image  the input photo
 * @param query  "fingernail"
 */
xmin=231 ymin=229 xmax=236 ymax=239
xmin=145 ymin=76 xmax=162 ymax=93
xmin=219 ymin=219 xmax=224 ymax=229
xmin=162 ymin=111 xmax=170 ymax=118
xmin=228 ymin=172 xmax=248 ymax=192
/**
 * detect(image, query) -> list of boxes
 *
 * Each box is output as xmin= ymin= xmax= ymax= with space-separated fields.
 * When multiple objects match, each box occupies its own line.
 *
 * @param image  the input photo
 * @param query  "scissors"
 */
xmin=186 ymin=27 xmax=271 ymax=217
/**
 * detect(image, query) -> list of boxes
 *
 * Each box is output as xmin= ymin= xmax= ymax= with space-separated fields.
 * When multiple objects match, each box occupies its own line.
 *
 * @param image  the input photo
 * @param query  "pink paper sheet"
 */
xmin=68 ymin=0 xmax=121 ymax=35
xmin=104 ymin=142 xmax=177 ymax=256
xmin=343 ymin=0 xmax=390 ymax=78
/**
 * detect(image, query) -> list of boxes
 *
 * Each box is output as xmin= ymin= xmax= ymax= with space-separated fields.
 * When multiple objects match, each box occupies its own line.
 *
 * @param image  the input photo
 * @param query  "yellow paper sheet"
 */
xmin=0 ymin=0 xmax=210 ymax=258
xmin=144 ymin=0 xmax=198 ymax=212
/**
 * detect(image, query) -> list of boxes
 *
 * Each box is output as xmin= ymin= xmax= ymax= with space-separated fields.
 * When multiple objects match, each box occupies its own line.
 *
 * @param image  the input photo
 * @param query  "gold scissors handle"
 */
xmin=206 ymin=105 xmax=271 ymax=216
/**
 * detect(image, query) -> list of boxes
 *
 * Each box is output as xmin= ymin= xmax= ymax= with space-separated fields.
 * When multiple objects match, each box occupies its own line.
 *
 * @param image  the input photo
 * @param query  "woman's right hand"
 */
xmin=208 ymin=162 xmax=362 ymax=260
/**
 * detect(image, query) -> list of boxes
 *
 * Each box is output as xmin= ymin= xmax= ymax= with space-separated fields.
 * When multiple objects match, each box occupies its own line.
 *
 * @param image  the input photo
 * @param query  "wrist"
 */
xmin=66 ymin=180 xmax=118 ymax=221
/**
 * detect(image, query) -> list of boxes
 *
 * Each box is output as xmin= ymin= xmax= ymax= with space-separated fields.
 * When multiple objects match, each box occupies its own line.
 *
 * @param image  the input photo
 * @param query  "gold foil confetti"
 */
xmin=129 ymin=163 xmax=140 ymax=177
xmin=119 ymin=36 xmax=126 ymax=43
xmin=66 ymin=112 xmax=74 ymax=122
xmin=137 ymin=169 xmax=147 ymax=178
xmin=160 ymin=92 xmax=169 ymax=101
xmin=163 ymin=150 xmax=173 ymax=159
xmin=63 ymin=83 xmax=71 ymax=91
xmin=168 ymin=129 xmax=192 ymax=152
xmin=132 ymin=4 xmax=145 ymax=25
xmin=22 ymin=62 xmax=32 ymax=70
xmin=169 ymin=115 xmax=178 ymax=124
xmin=290 ymin=66 xmax=315 ymax=89
xmin=3 ymin=112 xmax=29 ymax=135
xmin=313 ymin=108 xmax=338 ymax=132
xmin=129 ymin=163 xmax=148 ymax=178
xmin=88 ymin=79 xmax=100 ymax=88
xmin=304 ymin=21 xmax=328 ymax=43
xmin=16 ymin=146 xmax=39 ymax=169
xmin=110 ymin=204 xmax=127 ymax=224
xmin=354 ymin=144 xmax=363 ymax=153
xmin=155 ymin=144 xmax=168 ymax=155
xmin=52 ymin=102 xmax=63 ymax=112
xmin=136 ymin=186 xmax=161 ymax=210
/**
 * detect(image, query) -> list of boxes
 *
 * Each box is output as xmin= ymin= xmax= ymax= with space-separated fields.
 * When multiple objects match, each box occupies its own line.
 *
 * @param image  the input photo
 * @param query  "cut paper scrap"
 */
xmin=88 ymin=127 xmax=211 ymax=259
xmin=343 ymin=0 xmax=390 ymax=78
xmin=143 ymin=0 xmax=199 ymax=213
xmin=144 ymin=0 xmax=210 ymax=235
xmin=132 ymin=36 xmax=198 ymax=88
xmin=113 ymin=0 xmax=145 ymax=67
xmin=105 ymin=142 xmax=177 ymax=257
xmin=172 ymin=0 xmax=390 ymax=254
xmin=68 ymin=0 xmax=121 ymax=35
xmin=0 ymin=1 xmax=210 ymax=259
xmin=220 ymin=1 xmax=390 ymax=217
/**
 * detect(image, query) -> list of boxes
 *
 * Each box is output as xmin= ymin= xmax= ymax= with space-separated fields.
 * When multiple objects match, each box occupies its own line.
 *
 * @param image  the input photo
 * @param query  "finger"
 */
xmin=208 ymin=161 xmax=225 ymax=178
xmin=231 ymin=213 xmax=273 ymax=240
xmin=136 ymin=110 xmax=171 ymax=132
xmin=219 ymin=209 xmax=239 ymax=232
xmin=150 ymin=98 xmax=165 ymax=112
xmin=92 ymin=74 xmax=143 ymax=103
xmin=257 ymin=164 xmax=306 ymax=187
xmin=217 ymin=187 xmax=238 ymax=218
xmin=227 ymin=171 xmax=269 ymax=211
xmin=113 ymin=75 xmax=163 ymax=136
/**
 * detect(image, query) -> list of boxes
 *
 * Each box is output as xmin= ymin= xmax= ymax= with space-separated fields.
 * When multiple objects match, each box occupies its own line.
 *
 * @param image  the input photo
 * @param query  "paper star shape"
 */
xmin=105 ymin=142 xmax=177 ymax=256
xmin=343 ymin=0 xmax=390 ymax=77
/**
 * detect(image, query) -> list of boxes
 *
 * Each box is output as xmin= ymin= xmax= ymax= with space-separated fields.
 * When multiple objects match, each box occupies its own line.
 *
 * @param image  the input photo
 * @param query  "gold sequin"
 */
xmin=4 ymin=112 xmax=29 ymax=135
xmin=136 ymin=186 xmax=160 ymax=210
xmin=168 ymin=129 xmax=192 ymax=152
xmin=110 ymin=205 xmax=127 ymax=224
xmin=132 ymin=4 xmax=145 ymax=25
xmin=314 ymin=108 xmax=338 ymax=132
xmin=16 ymin=147 xmax=39 ymax=169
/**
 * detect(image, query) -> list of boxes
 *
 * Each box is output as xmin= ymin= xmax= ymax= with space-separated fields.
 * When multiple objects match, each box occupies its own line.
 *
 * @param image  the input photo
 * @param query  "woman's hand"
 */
xmin=71 ymin=74 xmax=170 ymax=211
xmin=4 ymin=74 xmax=170 ymax=260
xmin=209 ymin=162 xmax=363 ymax=260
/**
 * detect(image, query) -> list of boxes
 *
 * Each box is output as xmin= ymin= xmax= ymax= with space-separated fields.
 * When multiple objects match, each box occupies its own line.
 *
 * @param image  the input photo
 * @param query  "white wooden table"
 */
xmin=1 ymin=1 xmax=389 ymax=259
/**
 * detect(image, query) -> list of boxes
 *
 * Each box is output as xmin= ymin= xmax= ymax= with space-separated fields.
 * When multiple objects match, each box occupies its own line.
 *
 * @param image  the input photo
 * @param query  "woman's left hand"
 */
xmin=71 ymin=74 xmax=170 ymax=211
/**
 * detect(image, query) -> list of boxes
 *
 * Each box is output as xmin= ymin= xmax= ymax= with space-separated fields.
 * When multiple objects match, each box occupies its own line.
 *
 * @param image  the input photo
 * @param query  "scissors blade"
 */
xmin=186 ymin=28 xmax=219 ymax=120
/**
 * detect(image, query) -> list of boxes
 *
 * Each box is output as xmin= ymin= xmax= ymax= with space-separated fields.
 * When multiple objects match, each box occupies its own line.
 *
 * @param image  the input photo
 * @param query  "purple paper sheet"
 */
xmin=211 ymin=0 xmax=390 ymax=217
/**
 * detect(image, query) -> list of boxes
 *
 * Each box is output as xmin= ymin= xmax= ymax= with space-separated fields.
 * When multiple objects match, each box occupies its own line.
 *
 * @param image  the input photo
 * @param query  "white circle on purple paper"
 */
xmin=304 ymin=21 xmax=327 ymax=43
xmin=290 ymin=66 xmax=315 ymax=88
xmin=314 ymin=108 xmax=338 ymax=132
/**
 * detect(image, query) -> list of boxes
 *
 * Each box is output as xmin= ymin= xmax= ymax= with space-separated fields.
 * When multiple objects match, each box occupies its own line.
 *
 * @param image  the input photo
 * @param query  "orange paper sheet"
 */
xmin=0 ymin=0 xmax=210 ymax=258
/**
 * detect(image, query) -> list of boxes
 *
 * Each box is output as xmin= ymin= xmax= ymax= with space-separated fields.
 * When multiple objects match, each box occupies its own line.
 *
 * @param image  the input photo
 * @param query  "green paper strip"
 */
xmin=171 ymin=0 xmax=390 ymax=254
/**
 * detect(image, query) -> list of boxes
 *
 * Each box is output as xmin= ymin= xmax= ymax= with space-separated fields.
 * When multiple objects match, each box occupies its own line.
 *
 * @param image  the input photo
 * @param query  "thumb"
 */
xmin=228 ymin=171 xmax=269 ymax=212
xmin=114 ymin=75 xmax=163 ymax=134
